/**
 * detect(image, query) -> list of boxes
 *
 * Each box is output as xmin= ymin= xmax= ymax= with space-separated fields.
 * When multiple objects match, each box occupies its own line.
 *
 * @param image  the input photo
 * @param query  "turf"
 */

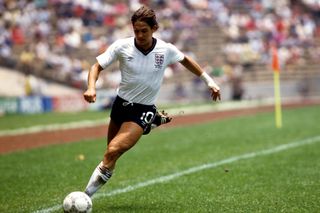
xmin=0 ymin=105 xmax=319 ymax=212
xmin=0 ymin=110 xmax=110 ymax=130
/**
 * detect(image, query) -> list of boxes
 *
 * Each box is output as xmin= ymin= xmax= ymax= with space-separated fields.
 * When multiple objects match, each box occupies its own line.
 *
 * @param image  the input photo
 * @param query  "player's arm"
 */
xmin=180 ymin=55 xmax=221 ymax=101
xmin=83 ymin=62 xmax=104 ymax=103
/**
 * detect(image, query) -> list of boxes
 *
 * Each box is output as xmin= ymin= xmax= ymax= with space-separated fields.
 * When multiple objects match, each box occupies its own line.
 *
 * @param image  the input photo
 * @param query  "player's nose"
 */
xmin=136 ymin=32 xmax=144 ymax=39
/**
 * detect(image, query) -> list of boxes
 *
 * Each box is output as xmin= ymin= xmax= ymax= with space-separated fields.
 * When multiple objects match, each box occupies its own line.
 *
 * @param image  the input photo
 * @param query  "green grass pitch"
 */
xmin=0 ymin=105 xmax=319 ymax=212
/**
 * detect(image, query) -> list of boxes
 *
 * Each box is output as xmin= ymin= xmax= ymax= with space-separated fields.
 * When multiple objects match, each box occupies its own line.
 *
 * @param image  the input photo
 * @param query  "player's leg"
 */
xmin=102 ymin=121 xmax=143 ymax=169
xmin=84 ymin=119 xmax=119 ymax=196
xmin=107 ymin=119 xmax=121 ymax=144
xmin=84 ymin=121 xmax=143 ymax=197
xmin=153 ymin=110 xmax=172 ymax=126
xmin=84 ymin=120 xmax=119 ymax=196
xmin=143 ymin=110 xmax=172 ymax=135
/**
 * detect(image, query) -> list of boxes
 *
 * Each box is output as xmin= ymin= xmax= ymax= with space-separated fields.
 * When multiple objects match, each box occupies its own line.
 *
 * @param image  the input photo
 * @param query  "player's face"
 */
xmin=133 ymin=21 xmax=156 ymax=50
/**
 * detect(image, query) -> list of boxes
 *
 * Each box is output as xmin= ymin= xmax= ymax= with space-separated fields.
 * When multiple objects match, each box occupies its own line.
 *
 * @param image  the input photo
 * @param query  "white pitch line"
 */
xmin=0 ymin=119 xmax=108 ymax=137
xmin=34 ymin=135 xmax=320 ymax=213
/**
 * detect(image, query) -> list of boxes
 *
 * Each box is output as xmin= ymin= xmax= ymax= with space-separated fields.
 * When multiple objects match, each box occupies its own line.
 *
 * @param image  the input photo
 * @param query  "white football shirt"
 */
xmin=96 ymin=37 xmax=184 ymax=105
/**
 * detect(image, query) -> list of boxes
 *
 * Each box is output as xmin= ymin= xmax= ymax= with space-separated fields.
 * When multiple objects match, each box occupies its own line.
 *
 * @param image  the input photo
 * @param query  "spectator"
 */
xmin=11 ymin=23 xmax=25 ymax=45
xmin=64 ymin=27 xmax=81 ymax=52
xmin=230 ymin=65 xmax=244 ymax=100
xmin=18 ymin=45 xmax=35 ymax=75
xmin=211 ymin=57 xmax=224 ymax=77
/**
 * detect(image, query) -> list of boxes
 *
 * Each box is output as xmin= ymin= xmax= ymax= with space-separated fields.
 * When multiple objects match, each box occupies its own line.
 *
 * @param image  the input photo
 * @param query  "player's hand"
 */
xmin=83 ymin=88 xmax=97 ymax=103
xmin=208 ymin=82 xmax=221 ymax=101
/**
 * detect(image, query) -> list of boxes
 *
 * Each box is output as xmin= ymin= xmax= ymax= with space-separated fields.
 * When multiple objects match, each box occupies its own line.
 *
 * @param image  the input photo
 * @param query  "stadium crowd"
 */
xmin=0 ymin=0 xmax=319 ymax=98
xmin=214 ymin=0 xmax=320 ymax=70
xmin=0 ymin=0 xmax=211 ymax=89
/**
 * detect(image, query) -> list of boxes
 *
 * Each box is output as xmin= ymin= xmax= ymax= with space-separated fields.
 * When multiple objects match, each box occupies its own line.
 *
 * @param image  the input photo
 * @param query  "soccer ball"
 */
xmin=63 ymin=191 xmax=92 ymax=213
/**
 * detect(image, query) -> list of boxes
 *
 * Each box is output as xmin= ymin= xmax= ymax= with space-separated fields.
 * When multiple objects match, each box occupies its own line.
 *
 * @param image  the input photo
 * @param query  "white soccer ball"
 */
xmin=63 ymin=191 xmax=92 ymax=213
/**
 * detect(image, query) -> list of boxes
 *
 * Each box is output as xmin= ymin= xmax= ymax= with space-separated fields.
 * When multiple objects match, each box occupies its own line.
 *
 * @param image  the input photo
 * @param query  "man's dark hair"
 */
xmin=131 ymin=5 xmax=159 ymax=30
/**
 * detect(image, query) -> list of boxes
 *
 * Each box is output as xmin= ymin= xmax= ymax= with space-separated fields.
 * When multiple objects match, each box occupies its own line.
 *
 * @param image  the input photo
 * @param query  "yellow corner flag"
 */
xmin=272 ymin=46 xmax=282 ymax=128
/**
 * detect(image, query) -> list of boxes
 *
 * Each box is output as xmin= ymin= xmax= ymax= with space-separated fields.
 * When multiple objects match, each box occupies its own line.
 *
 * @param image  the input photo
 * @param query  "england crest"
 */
xmin=155 ymin=53 xmax=164 ymax=69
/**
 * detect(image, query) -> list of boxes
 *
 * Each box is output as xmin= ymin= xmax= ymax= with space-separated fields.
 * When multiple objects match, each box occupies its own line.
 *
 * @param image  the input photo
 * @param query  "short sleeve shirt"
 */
xmin=96 ymin=37 xmax=184 ymax=105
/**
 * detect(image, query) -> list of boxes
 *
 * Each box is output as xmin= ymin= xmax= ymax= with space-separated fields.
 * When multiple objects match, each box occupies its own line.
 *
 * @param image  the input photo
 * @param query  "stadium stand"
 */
xmin=0 ymin=0 xmax=319 ymax=97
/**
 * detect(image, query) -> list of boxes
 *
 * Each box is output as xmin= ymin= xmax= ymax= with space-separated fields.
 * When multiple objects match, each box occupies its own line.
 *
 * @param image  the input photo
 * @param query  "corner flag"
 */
xmin=272 ymin=46 xmax=282 ymax=128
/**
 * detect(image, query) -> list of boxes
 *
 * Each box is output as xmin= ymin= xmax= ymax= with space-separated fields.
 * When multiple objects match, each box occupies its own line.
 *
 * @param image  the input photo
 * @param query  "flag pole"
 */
xmin=272 ymin=46 xmax=282 ymax=128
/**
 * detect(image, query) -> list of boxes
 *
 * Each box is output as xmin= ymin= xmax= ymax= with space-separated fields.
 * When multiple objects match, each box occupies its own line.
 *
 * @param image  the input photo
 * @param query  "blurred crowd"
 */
xmin=0 ymin=0 xmax=319 ymax=99
xmin=212 ymin=0 xmax=320 ymax=69
xmin=0 ymin=0 xmax=212 ymax=91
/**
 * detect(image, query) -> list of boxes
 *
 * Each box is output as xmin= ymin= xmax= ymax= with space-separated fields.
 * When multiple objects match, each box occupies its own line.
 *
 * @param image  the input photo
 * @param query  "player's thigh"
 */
xmin=107 ymin=119 xmax=120 ymax=144
xmin=108 ymin=121 xmax=143 ymax=152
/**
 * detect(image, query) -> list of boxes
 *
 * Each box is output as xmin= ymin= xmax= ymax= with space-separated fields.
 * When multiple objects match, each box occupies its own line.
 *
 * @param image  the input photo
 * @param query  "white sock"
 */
xmin=84 ymin=162 xmax=113 ymax=197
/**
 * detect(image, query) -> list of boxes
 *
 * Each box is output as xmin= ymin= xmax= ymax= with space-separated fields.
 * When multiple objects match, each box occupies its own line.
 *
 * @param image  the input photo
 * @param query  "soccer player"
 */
xmin=83 ymin=5 xmax=221 ymax=197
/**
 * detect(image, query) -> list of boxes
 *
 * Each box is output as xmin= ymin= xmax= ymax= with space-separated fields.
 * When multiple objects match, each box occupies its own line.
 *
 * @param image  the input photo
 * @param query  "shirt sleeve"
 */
xmin=167 ymin=43 xmax=185 ymax=65
xmin=96 ymin=40 xmax=120 ymax=69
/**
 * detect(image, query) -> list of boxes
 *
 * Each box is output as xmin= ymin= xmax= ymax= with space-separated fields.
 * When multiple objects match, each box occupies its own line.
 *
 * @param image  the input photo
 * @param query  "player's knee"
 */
xmin=105 ymin=143 xmax=130 ymax=159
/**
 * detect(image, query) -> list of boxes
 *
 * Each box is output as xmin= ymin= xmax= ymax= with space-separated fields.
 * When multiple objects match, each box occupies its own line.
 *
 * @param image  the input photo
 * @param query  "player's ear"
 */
xmin=152 ymin=25 xmax=159 ymax=33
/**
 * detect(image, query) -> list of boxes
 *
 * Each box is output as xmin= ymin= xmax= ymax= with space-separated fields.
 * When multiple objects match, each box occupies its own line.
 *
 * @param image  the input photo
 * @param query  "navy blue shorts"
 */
xmin=110 ymin=96 xmax=157 ymax=132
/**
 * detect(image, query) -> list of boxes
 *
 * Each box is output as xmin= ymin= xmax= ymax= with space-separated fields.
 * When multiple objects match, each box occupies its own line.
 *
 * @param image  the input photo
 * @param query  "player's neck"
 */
xmin=134 ymin=38 xmax=157 ymax=55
